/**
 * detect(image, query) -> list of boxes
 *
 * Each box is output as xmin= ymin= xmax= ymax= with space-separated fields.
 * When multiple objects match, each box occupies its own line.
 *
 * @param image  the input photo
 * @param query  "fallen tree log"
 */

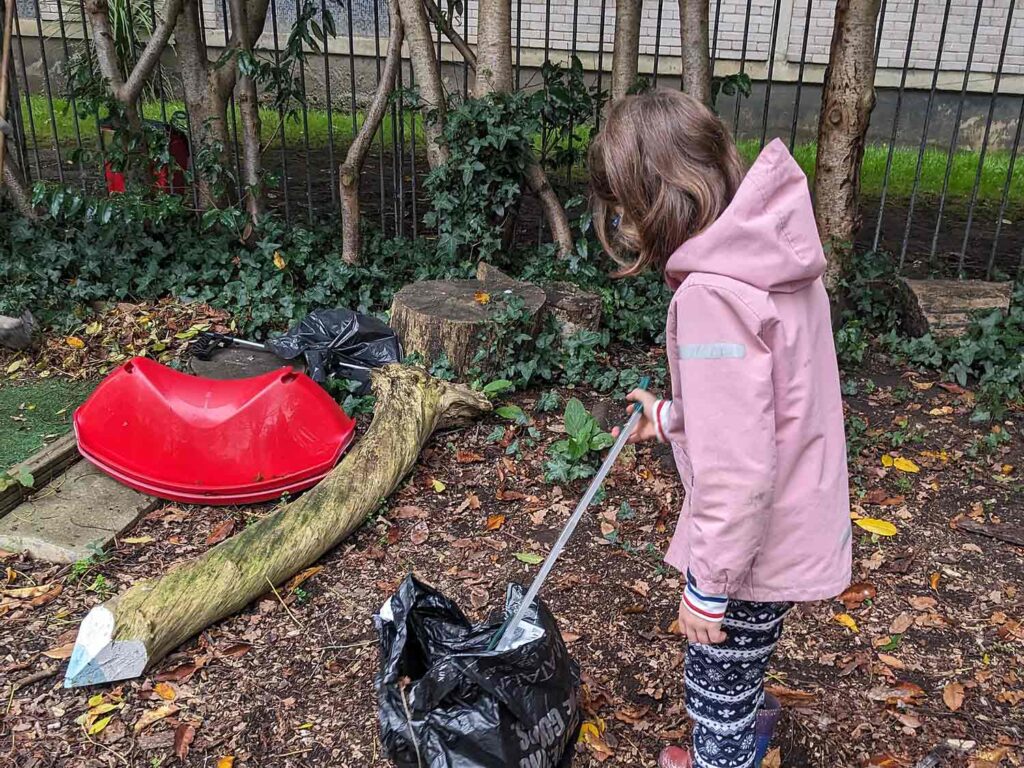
xmin=64 ymin=365 xmax=490 ymax=687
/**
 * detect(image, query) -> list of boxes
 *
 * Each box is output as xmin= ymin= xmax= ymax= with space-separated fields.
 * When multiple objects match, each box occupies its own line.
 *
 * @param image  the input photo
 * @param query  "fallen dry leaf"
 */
xmin=286 ymin=565 xmax=323 ymax=592
xmin=855 ymin=518 xmax=899 ymax=537
xmin=410 ymin=521 xmax=429 ymax=546
xmin=153 ymin=682 xmax=176 ymax=701
xmin=877 ymin=653 xmax=905 ymax=670
xmin=866 ymin=681 xmax=925 ymax=704
xmin=456 ymin=450 xmax=485 ymax=464
xmin=943 ymin=681 xmax=966 ymax=712
xmin=834 ymin=613 xmax=859 ymax=633
xmin=485 ymin=514 xmax=505 ymax=531
xmin=42 ymin=642 xmax=75 ymax=659
xmin=174 ymin=723 xmax=196 ymax=760
xmin=393 ymin=505 xmax=426 ymax=519
xmin=890 ymin=612 xmax=914 ymax=634
xmin=838 ymin=582 xmax=877 ymax=610
xmin=217 ymin=757 xmax=235 ymax=768
xmin=909 ymin=595 xmax=937 ymax=611
xmin=134 ymin=704 xmax=178 ymax=733
xmin=206 ymin=519 xmax=235 ymax=546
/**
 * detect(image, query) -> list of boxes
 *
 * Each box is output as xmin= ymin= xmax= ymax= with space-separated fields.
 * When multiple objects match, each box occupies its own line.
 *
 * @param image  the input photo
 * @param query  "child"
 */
xmin=592 ymin=90 xmax=851 ymax=768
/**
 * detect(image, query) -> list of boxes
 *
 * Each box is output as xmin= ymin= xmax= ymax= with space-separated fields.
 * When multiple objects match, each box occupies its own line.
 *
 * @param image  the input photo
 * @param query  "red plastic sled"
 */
xmin=74 ymin=357 xmax=356 ymax=505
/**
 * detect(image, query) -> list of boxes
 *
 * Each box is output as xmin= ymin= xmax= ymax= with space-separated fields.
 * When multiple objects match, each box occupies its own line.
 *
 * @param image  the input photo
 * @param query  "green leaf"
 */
xmin=514 ymin=552 xmax=544 ymax=565
xmin=589 ymin=432 xmax=614 ymax=451
xmin=496 ymin=405 xmax=526 ymax=423
xmin=16 ymin=468 xmax=34 ymax=488
xmin=482 ymin=379 xmax=513 ymax=398
xmin=563 ymin=398 xmax=590 ymax=439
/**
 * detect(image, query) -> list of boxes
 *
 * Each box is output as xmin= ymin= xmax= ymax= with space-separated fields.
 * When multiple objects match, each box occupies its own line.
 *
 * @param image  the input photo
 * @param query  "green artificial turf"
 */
xmin=0 ymin=379 xmax=95 ymax=469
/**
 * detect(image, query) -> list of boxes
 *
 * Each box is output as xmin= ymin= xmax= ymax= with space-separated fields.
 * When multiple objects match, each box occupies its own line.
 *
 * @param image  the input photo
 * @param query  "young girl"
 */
xmin=593 ymin=90 xmax=851 ymax=768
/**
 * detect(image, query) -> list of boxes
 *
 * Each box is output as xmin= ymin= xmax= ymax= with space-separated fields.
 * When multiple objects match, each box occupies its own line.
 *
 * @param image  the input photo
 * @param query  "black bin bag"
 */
xmin=266 ymin=308 xmax=402 ymax=392
xmin=376 ymin=575 xmax=582 ymax=768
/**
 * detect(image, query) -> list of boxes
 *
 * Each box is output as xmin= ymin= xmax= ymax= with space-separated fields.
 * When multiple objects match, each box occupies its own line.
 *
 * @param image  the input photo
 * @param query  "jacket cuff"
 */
xmin=653 ymin=399 xmax=671 ymax=443
xmin=683 ymin=570 xmax=728 ymax=623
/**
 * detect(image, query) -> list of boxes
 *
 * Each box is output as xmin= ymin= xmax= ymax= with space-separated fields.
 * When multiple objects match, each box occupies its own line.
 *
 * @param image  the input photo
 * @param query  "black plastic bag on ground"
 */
xmin=376 ymin=575 xmax=582 ymax=768
xmin=265 ymin=308 xmax=401 ymax=391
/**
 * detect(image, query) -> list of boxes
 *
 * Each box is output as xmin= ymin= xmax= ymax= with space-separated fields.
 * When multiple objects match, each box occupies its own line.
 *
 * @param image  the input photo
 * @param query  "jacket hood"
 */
xmin=664 ymin=138 xmax=826 ymax=293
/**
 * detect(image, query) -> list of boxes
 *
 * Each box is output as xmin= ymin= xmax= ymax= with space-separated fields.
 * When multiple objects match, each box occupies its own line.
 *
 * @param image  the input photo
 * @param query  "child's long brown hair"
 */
xmin=589 ymin=89 xmax=744 ymax=277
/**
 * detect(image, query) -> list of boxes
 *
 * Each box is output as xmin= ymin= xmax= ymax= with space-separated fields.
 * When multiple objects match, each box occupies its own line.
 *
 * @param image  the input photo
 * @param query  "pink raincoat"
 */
xmin=655 ymin=138 xmax=851 ymax=614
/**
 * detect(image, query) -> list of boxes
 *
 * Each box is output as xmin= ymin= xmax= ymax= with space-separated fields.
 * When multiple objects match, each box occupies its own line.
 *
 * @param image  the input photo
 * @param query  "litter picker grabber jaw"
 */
xmin=492 ymin=376 xmax=650 ymax=652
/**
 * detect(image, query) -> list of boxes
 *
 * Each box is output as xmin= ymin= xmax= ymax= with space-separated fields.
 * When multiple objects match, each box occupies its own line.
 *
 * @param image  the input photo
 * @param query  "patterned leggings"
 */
xmin=685 ymin=600 xmax=792 ymax=768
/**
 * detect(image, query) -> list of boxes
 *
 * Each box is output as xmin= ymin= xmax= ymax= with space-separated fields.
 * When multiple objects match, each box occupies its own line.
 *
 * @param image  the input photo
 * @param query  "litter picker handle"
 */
xmin=493 ymin=376 xmax=650 ymax=652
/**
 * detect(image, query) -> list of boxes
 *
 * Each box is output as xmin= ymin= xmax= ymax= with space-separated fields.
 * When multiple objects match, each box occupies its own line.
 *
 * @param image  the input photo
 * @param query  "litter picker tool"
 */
xmin=492 ymin=376 xmax=650 ymax=652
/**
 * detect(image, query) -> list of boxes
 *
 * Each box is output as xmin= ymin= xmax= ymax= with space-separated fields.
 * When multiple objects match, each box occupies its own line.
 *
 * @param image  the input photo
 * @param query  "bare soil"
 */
xmin=2 ymin=343 xmax=1023 ymax=768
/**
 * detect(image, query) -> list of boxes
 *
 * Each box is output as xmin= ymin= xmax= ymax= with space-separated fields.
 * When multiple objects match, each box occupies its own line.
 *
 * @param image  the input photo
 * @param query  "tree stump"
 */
xmin=900 ymin=279 xmax=1013 ymax=338
xmin=389 ymin=279 xmax=546 ymax=374
xmin=475 ymin=262 xmax=602 ymax=338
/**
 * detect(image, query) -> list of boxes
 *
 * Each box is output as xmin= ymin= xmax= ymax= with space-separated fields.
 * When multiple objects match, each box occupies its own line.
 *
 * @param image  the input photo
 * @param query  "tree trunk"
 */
xmin=64 ymin=366 xmax=491 ymax=688
xmin=229 ymin=0 xmax=262 ymax=223
xmin=814 ymin=0 xmax=881 ymax=291
xmin=472 ymin=0 xmax=573 ymax=258
xmin=610 ymin=0 xmax=642 ymax=101
xmin=679 ymin=0 xmax=711 ymax=105
xmin=396 ymin=0 xmax=448 ymax=169
xmin=340 ymin=0 xmax=403 ymax=264
xmin=2 ymin=159 xmax=36 ymax=219
xmin=474 ymin=0 xmax=512 ymax=96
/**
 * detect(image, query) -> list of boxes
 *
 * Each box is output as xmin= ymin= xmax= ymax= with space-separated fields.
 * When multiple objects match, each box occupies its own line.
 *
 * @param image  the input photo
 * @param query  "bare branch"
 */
xmin=340 ymin=0 xmax=404 ymax=263
xmin=119 ymin=0 xmax=186 ymax=102
xmin=423 ymin=0 xmax=475 ymax=70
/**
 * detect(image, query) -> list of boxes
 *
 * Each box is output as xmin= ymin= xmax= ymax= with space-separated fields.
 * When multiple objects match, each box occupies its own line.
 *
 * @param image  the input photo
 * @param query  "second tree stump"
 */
xmin=390 ymin=279 xmax=546 ymax=374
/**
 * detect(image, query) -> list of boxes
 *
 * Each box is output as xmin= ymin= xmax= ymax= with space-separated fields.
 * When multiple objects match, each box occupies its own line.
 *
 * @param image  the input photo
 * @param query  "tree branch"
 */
xmin=423 ymin=0 xmax=475 ymax=69
xmin=84 ymin=0 xmax=185 ymax=117
xmin=119 ymin=0 xmax=186 ymax=103
xmin=340 ymin=0 xmax=403 ymax=264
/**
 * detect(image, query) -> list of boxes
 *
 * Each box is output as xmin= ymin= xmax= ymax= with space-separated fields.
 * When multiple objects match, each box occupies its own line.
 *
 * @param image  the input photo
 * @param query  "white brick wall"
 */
xmin=463 ymin=0 xmax=778 ymax=61
xmin=788 ymin=0 xmax=1024 ymax=74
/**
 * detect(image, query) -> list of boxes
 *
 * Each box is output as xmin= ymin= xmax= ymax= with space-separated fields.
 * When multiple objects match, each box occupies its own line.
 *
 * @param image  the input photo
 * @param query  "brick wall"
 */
xmin=788 ymin=0 xmax=1024 ymax=74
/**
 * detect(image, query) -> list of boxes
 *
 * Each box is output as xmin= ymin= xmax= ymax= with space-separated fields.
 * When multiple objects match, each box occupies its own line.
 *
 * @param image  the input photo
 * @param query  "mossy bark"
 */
xmin=97 ymin=366 xmax=490 ymax=669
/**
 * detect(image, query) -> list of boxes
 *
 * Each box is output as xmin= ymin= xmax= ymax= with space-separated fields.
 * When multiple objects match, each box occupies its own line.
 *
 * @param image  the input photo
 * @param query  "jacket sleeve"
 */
xmin=673 ymin=284 xmax=777 ymax=597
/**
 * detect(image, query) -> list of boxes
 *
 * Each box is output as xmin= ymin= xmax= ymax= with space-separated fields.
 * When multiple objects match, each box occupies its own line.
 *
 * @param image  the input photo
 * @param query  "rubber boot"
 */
xmin=753 ymin=692 xmax=782 ymax=766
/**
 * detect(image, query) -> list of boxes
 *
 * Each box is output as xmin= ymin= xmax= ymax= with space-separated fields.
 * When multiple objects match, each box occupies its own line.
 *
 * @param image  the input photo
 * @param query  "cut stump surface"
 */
xmin=390 ymin=279 xmax=545 ymax=374
xmin=901 ymin=279 xmax=1013 ymax=338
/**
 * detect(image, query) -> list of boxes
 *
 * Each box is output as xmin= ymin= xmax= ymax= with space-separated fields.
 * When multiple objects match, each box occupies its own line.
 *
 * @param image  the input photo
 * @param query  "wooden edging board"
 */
xmin=0 ymin=432 xmax=80 ymax=517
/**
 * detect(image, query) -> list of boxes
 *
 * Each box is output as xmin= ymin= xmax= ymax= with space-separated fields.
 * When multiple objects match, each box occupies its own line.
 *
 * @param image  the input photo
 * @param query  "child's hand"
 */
xmin=611 ymin=388 xmax=659 ymax=443
xmin=678 ymin=597 xmax=727 ymax=645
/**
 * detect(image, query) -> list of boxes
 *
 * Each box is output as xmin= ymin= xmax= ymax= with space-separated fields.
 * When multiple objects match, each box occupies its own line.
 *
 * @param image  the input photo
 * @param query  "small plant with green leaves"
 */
xmin=544 ymin=398 xmax=614 ymax=483
xmin=0 ymin=467 xmax=34 ymax=493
